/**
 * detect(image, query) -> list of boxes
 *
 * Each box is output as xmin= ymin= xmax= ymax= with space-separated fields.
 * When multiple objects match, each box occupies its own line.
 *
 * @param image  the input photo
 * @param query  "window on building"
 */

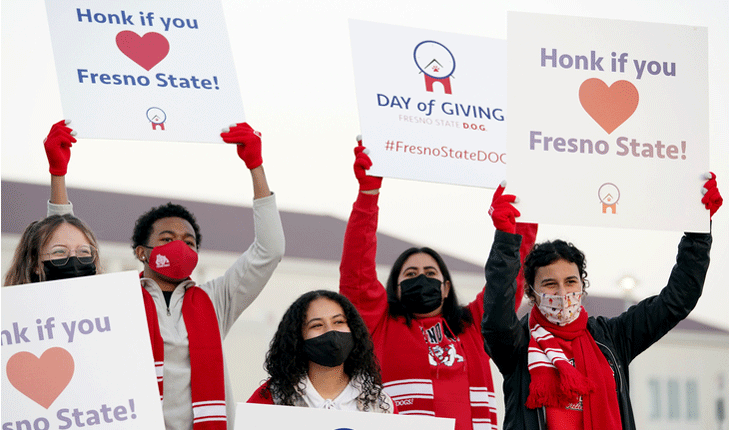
xmin=649 ymin=378 xmax=661 ymax=420
xmin=668 ymin=379 xmax=680 ymax=420
xmin=686 ymin=379 xmax=699 ymax=421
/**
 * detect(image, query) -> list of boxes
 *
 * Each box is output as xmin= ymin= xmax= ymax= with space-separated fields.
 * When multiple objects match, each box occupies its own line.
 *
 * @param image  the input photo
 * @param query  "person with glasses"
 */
xmin=4 ymin=214 xmax=101 ymax=285
xmin=4 ymin=120 xmax=100 ymax=286
xmin=339 ymin=138 xmax=538 ymax=430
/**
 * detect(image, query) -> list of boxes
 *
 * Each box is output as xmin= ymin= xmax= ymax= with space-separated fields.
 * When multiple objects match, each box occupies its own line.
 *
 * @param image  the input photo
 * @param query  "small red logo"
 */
xmin=414 ymin=41 xmax=456 ymax=95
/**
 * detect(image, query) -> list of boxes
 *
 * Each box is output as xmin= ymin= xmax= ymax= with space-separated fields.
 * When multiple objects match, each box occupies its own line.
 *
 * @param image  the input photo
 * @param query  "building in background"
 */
xmin=3 ymin=180 xmax=727 ymax=429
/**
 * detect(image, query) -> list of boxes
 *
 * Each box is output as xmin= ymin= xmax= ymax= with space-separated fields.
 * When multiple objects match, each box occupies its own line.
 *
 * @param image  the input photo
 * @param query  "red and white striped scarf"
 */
xmin=141 ymin=285 xmax=227 ymax=430
xmin=526 ymin=306 xmax=621 ymax=429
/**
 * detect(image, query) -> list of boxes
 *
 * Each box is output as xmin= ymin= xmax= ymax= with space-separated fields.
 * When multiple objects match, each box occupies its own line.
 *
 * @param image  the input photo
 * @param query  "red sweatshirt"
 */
xmin=339 ymin=192 xmax=537 ymax=430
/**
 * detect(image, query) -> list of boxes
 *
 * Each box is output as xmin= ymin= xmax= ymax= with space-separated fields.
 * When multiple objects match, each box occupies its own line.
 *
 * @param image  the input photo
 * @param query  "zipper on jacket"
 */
xmin=595 ymin=341 xmax=623 ymax=393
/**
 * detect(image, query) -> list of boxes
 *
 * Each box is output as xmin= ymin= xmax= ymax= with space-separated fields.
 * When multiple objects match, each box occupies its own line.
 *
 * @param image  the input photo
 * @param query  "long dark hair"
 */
xmin=385 ymin=247 xmax=472 ymax=336
xmin=263 ymin=290 xmax=388 ymax=411
xmin=4 ymin=214 xmax=101 ymax=286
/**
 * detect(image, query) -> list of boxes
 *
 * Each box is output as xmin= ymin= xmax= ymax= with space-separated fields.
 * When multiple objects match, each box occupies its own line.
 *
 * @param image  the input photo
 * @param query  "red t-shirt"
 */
xmin=419 ymin=316 xmax=471 ymax=430
xmin=545 ymin=336 xmax=583 ymax=429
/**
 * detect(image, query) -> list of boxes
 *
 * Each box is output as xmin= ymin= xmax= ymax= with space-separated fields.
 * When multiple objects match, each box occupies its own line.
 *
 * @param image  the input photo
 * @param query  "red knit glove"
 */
xmin=701 ymin=172 xmax=723 ymax=219
xmin=489 ymin=182 xmax=520 ymax=234
xmin=354 ymin=136 xmax=382 ymax=191
xmin=221 ymin=122 xmax=263 ymax=169
xmin=44 ymin=120 xmax=76 ymax=176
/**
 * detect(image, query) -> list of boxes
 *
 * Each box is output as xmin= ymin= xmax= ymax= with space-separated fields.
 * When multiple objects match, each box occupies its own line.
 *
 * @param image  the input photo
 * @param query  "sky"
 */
xmin=2 ymin=0 xmax=728 ymax=330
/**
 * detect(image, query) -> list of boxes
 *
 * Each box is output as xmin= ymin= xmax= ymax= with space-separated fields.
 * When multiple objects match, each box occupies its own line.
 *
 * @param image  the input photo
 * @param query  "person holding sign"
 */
xmin=4 ymin=121 xmax=101 ymax=286
xmin=248 ymin=289 xmax=395 ymax=413
xmin=339 ymin=139 xmax=537 ymax=430
xmin=37 ymin=120 xmax=285 ymax=430
xmin=481 ymin=177 xmax=722 ymax=430
xmin=130 ymin=122 xmax=284 ymax=430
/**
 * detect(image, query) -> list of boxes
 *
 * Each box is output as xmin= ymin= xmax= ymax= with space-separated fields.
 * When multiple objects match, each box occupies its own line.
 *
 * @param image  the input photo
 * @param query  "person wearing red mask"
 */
xmin=42 ymin=120 xmax=285 ymax=430
xmin=482 ymin=176 xmax=722 ymax=430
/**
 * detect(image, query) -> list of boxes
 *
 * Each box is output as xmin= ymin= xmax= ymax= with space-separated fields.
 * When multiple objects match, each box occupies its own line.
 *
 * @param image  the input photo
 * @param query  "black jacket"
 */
xmin=481 ymin=230 xmax=712 ymax=430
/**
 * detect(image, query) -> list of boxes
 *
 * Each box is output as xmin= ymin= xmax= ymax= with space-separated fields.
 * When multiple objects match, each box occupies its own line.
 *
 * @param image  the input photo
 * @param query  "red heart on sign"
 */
xmin=579 ymin=78 xmax=639 ymax=134
xmin=116 ymin=31 xmax=169 ymax=71
xmin=6 ymin=347 xmax=75 ymax=409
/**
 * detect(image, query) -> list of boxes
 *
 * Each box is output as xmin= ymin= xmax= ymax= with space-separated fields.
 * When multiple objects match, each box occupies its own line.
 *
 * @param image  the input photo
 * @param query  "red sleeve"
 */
xmin=247 ymin=382 xmax=275 ymax=404
xmin=468 ymin=222 xmax=538 ymax=321
xmin=339 ymin=192 xmax=389 ymax=333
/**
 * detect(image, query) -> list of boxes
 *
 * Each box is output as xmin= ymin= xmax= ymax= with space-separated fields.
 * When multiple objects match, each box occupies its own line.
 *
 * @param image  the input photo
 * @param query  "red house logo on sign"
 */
xmin=414 ymin=41 xmax=455 ymax=95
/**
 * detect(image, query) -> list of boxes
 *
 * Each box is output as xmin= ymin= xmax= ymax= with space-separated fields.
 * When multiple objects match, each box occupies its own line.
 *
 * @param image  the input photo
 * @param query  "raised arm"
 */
xmin=207 ymin=123 xmax=285 ymax=333
xmin=339 ymin=137 xmax=388 ymax=332
xmin=221 ymin=121 xmax=272 ymax=200
xmin=44 ymin=120 xmax=76 ymax=216
xmin=481 ymin=183 xmax=530 ymax=375
xmin=601 ymin=172 xmax=721 ymax=361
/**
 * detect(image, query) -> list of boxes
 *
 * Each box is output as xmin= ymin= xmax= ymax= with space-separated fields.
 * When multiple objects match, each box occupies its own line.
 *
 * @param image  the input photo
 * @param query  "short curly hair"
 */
xmin=262 ymin=290 xmax=389 ymax=411
xmin=523 ymin=239 xmax=589 ymax=303
xmin=131 ymin=203 xmax=202 ymax=250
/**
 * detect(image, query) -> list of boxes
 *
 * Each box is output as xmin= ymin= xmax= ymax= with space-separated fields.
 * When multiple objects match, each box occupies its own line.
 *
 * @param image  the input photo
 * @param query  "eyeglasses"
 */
xmin=42 ymin=245 xmax=97 ymax=266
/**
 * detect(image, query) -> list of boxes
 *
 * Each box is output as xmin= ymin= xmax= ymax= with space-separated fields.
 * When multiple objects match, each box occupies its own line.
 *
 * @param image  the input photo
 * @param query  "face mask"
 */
xmin=303 ymin=330 xmax=354 ymax=367
xmin=42 ymin=257 xmax=97 ymax=281
xmin=533 ymin=289 xmax=582 ymax=326
xmin=399 ymin=274 xmax=444 ymax=314
xmin=146 ymin=240 xmax=198 ymax=280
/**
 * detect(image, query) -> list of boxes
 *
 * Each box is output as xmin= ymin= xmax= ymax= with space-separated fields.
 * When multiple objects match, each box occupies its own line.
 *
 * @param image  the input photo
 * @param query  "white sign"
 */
xmin=507 ymin=12 xmax=709 ymax=232
xmin=1 ymin=271 xmax=165 ymax=429
xmin=350 ymin=19 xmax=507 ymax=188
xmin=45 ymin=0 xmax=245 ymax=143
xmin=235 ymin=403 xmax=455 ymax=430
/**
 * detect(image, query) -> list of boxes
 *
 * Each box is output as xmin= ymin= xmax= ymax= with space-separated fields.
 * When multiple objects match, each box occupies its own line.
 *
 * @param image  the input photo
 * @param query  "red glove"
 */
xmin=44 ymin=120 xmax=76 ymax=176
xmin=221 ymin=122 xmax=263 ymax=169
xmin=701 ymin=172 xmax=723 ymax=219
xmin=354 ymin=136 xmax=382 ymax=191
xmin=489 ymin=182 xmax=520 ymax=234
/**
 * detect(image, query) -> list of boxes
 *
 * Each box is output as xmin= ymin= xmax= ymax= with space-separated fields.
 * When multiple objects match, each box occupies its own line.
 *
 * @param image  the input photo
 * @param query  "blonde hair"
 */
xmin=4 ymin=214 xmax=101 ymax=286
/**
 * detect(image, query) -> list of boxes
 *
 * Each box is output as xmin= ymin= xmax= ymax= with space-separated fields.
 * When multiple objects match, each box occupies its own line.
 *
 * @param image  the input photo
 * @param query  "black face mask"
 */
xmin=42 ymin=257 xmax=97 ymax=281
xmin=399 ymin=274 xmax=444 ymax=314
xmin=303 ymin=330 xmax=354 ymax=367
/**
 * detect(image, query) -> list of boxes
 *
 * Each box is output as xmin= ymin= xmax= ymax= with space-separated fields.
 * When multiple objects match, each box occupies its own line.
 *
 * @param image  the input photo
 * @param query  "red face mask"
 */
xmin=147 ymin=240 xmax=198 ymax=280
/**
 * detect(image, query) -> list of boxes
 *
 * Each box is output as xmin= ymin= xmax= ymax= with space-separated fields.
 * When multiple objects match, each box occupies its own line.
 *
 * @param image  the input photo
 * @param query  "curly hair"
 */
xmin=523 ymin=239 xmax=589 ymax=303
xmin=263 ymin=290 xmax=389 ymax=411
xmin=4 ymin=214 xmax=101 ymax=286
xmin=131 ymin=203 xmax=202 ymax=250
xmin=385 ymin=247 xmax=473 ymax=337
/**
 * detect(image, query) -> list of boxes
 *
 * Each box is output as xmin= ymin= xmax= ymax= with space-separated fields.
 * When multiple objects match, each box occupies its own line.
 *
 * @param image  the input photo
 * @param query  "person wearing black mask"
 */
xmin=339 ymin=138 xmax=539 ymax=430
xmin=4 ymin=121 xmax=101 ymax=286
xmin=248 ymin=290 xmax=395 ymax=413
xmin=4 ymin=214 xmax=101 ymax=286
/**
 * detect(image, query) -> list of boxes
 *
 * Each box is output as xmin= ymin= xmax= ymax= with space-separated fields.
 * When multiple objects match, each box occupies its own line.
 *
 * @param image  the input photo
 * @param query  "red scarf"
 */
xmin=526 ymin=306 xmax=621 ymax=429
xmin=141 ymin=285 xmax=227 ymax=430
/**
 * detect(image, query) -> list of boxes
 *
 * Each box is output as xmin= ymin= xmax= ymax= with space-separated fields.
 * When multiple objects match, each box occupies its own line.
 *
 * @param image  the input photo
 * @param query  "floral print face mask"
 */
xmin=532 ymin=289 xmax=582 ymax=326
